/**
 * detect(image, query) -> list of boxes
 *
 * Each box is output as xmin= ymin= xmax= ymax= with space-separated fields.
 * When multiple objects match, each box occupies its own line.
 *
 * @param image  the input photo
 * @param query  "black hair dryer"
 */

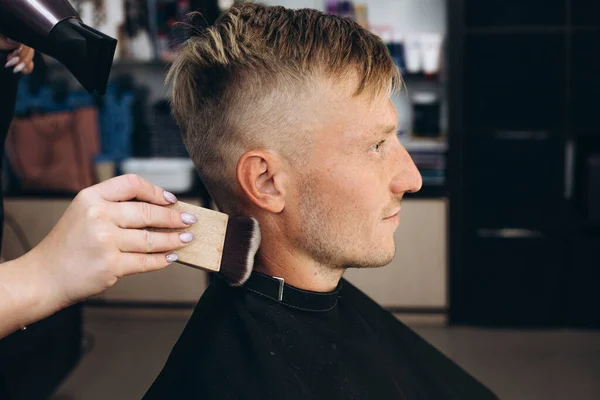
xmin=0 ymin=0 xmax=117 ymax=95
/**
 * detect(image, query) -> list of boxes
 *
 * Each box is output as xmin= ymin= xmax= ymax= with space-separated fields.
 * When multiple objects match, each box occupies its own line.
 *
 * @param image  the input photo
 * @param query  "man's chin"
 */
xmin=345 ymin=250 xmax=396 ymax=269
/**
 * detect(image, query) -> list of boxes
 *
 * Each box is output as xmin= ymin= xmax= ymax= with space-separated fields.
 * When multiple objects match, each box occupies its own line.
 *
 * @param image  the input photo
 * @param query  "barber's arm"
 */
xmin=0 ymin=37 xmax=199 ymax=339
xmin=0 ymin=175 xmax=198 ymax=338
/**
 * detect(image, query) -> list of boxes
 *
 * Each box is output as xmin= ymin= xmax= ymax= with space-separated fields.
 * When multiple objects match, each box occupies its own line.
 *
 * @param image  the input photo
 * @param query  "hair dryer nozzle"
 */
xmin=48 ymin=19 xmax=117 ymax=95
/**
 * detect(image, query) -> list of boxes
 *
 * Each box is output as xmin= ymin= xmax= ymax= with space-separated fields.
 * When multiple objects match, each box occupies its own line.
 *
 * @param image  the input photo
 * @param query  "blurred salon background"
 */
xmin=1 ymin=1 xmax=599 ymax=399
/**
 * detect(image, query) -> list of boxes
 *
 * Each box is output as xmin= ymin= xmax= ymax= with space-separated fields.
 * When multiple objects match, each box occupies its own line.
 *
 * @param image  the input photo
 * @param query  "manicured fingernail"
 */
xmin=13 ymin=62 xmax=25 ymax=74
xmin=6 ymin=38 xmax=16 ymax=44
xmin=179 ymin=232 xmax=195 ymax=243
xmin=163 ymin=190 xmax=177 ymax=204
xmin=181 ymin=212 xmax=198 ymax=225
xmin=166 ymin=253 xmax=178 ymax=263
xmin=5 ymin=57 xmax=19 ymax=68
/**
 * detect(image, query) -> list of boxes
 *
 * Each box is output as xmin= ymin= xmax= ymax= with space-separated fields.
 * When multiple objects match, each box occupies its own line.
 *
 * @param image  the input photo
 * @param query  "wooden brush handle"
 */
xmin=149 ymin=201 xmax=229 ymax=272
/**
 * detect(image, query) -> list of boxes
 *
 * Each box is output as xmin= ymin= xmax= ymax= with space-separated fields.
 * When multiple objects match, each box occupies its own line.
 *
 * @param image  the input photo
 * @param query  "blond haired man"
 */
xmin=145 ymin=4 xmax=497 ymax=399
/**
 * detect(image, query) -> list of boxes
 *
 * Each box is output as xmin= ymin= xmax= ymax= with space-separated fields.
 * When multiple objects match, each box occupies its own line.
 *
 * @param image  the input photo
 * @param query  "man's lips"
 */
xmin=384 ymin=207 xmax=401 ymax=219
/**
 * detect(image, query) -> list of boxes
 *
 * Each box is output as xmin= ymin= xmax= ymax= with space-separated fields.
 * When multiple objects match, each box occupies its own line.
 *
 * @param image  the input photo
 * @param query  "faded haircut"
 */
xmin=167 ymin=2 xmax=401 ymax=214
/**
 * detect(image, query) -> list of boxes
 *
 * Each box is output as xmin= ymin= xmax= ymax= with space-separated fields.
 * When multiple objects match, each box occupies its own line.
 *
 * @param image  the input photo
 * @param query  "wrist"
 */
xmin=13 ymin=249 xmax=65 ymax=324
xmin=0 ymin=250 xmax=67 ymax=336
xmin=0 ymin=258 xmax=39 ymax=330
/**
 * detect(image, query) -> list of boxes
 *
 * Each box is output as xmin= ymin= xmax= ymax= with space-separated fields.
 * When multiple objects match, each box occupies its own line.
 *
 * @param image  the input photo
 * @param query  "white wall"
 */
xmin=344 ymin=199 xmax=448 ymax=309
xmin=259 ymin=0 xmax=446 ymax=34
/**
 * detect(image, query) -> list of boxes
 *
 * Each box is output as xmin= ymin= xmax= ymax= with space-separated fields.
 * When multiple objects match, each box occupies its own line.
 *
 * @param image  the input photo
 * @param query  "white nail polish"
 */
xmin=180 ymin=232 xmax=195 ymax=243
xmin=181 ymin=212 xmax=198 ymax=225
xmin=4 ymin=58 xmax=19 ymax=68
xmin=163 ymin=191 xmax=178 ymax=204
xmin=13 ymin=62 xmax=25 ymax=74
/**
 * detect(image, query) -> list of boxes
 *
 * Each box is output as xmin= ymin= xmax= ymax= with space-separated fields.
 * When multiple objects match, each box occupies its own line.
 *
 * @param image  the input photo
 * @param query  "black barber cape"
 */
xmin=145 ymin=272 xmax=498 ymax=399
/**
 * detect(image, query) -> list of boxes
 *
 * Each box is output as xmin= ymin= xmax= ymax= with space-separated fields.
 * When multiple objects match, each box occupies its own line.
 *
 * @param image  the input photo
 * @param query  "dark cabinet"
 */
xmin=588 ymin=155 xmax=600 ymax=225
xmin=571 ymin=0 xmax=600 ymax=26
xmin=449 ymin=0 xmax=599 ymax=327
xmin=461 ymin=237 xmax=565 ymax=326
xmin=570 ymin=139 xmax=600 ymax=226
xmin=564 ymin=237 xmax=600 ymax=327
xmin=465 ymin=0 xmax=565 ymax=27
xmin=464 ymin=137 xmax=565 ymax=230
xmin=464 ymin=33 xmax=566 ymax=133
xmin=571 ymin=32 xmax=600 ymax=135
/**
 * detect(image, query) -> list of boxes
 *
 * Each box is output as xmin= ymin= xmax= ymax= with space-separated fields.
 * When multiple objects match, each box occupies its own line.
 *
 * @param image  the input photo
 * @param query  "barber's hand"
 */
xmin=0 ymin=35 xmax=35 ymax=75
xmin=26 ymin=175 xmax=198 ymax=308
xmin=0 ymin=34 xmax=18 ymax=51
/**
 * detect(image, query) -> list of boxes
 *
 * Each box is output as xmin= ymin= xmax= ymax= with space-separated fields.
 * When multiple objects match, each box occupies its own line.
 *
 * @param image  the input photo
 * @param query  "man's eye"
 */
xmin=370 ymin=140 xmax=385 ymax=153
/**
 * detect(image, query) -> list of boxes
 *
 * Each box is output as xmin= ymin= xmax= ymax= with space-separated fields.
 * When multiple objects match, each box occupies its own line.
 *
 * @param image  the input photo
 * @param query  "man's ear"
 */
xmin=237 ymin=150 xmax=287 ymax=213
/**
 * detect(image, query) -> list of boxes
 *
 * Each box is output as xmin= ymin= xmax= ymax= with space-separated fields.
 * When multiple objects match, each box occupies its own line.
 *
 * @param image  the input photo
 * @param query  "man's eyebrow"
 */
xmin=371 ymin=124 xmax=398 ymax=136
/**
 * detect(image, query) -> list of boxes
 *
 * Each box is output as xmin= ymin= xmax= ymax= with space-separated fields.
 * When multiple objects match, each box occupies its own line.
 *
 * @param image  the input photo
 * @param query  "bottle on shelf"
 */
xmin=338 ymin=1 xmax=355 ymax=20
xmin=325 ymin=0 xmax=338 ymax=15
xmin=354 ymin=3 xmax=368 ymax=29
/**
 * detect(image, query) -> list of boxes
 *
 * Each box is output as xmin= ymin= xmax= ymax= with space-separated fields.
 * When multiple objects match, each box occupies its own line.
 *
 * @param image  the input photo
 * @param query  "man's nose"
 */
xmin=390 ymin=146 xmax=423 ymax=195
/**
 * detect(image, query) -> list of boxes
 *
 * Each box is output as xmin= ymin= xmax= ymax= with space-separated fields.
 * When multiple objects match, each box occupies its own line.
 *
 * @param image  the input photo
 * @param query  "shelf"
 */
xmin=401 ymin=72 xmax=442 ymax=84
xmin=402 ymin=138 xmax=448 ymax=153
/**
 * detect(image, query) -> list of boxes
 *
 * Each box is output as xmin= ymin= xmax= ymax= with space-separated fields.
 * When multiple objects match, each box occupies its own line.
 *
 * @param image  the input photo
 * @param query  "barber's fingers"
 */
xmin=112 ymin=201 xmax=198 ymax=229
xmin=117 ymin=229 xmax=194 ymax=254
xmin=19 ymin=45 xmax=35 ymax=75
xmin=21 ymin=61 xmax=34 ymax=75
xmin=15 ymin=46 xmax=34 ymax=67
xmin=90 ymin=174 xmax=177 ymax=205
xmin=5 ymin=45 xmax=35 ymax=74
xmin=19 ymin=46 xmax=34 ymax=62
xmin=118 ymin=252 xmax=180 ymax=276
xmin=0 ymin=35 xmax=19 ymax=51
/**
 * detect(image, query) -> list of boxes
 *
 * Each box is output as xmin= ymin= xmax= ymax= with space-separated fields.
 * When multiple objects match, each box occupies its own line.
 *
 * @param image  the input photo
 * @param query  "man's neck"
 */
xmin=254 ymin=241 xmax=344 ymax=293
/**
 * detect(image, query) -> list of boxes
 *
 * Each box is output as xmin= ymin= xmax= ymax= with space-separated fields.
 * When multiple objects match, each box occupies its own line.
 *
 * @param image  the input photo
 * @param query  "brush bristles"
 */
xmin=220 ymin=216 xmax=261 ymax=286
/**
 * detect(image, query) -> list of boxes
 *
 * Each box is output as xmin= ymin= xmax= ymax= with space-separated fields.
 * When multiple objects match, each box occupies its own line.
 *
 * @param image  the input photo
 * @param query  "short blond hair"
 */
xmin=167 ymin=2 xmax=400 ymax=214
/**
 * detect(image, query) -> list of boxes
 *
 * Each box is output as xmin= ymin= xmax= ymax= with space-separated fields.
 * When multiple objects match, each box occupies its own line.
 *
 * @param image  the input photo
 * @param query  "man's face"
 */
xmin=287 ymin=79 xmax=422 ymax=271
